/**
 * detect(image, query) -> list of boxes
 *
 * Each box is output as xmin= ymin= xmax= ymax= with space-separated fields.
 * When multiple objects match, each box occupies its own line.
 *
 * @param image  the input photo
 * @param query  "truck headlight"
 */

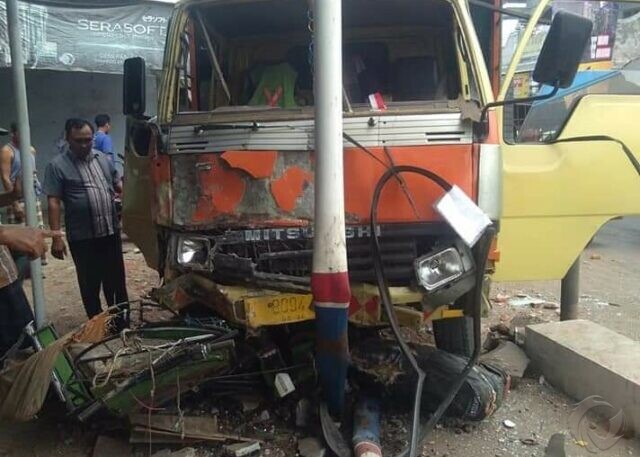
xmin=176 ymin=236 xmax=211 ymax=270
xmin=415 ymin=243 xmax=474 ymax=292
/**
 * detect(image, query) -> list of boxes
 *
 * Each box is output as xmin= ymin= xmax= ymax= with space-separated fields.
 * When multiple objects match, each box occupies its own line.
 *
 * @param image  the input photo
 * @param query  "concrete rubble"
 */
xmin=297 ymin=437 xmax=327 ymax=457
xmin=525 ymin=320 xmax=640 ymax=436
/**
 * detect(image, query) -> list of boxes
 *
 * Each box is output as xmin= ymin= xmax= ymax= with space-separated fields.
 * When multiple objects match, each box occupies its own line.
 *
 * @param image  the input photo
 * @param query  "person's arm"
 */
xmin=47 ymin=196 xmax=67 ymax=259
xmin=43 ymin=162 xmax=67 ymax=259
xmin=0 ymin=225 xmax=47 ymax=259
xmin=104 ymin=135 xmax=115 ymax=165
xmin=0 ymin=145 xmax=24 ymax=218
xmin=0 ymin=145 xmax=14 ymax=193
xmin=108 ymin=157 xmax=123 ymax=196
xmin=11 ymin=198 xmax=25 ymax=223
xmin=47 ymin=196 xmax=63 ymax=233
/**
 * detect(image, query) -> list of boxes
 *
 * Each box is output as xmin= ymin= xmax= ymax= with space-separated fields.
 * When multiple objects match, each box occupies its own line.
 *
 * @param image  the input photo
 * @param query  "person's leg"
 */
xmin=101 ymin=234 xmax=129 ymax=329
xmin=0 ymin=284 xmax=16 ymax=355
xmin=0 ymin=281 xmax=34 ymax=356
xmin=68 ymin=239 xmax=103 ymax=319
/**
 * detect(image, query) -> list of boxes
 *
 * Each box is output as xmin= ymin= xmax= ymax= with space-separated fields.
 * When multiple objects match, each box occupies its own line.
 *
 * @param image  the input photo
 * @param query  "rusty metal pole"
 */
xmin=6 ymin=0 xmax=46 ymax=327
xmin=560 ymin=256 xmax=580 ymax=320
xmin=311 ymin=0 xmax=350 ymax=416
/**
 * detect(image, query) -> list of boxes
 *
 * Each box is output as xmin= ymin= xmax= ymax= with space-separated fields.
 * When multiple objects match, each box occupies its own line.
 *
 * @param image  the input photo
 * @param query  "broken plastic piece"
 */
xmin=274 ymin=372 xmax=296 ymax=398
xmin=224 ymin=441 xmax=261 ymax=457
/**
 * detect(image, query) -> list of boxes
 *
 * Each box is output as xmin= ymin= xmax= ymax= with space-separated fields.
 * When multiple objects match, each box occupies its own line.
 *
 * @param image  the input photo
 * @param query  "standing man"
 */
xmin=94 ymin=114 xmax=123 ymax=179
xmin=43 ymin=119 xmax=129 ymax=328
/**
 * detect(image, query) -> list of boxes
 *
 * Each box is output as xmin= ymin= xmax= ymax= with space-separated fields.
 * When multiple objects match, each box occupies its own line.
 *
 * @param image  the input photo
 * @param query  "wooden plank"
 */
xmin=129 ymin=413 xmax=218 ymax=436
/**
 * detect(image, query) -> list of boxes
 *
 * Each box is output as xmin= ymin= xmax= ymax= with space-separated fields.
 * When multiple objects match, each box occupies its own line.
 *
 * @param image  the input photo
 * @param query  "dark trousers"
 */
xmin=68 ymin=234 xmax=129 ymax=325
xmin=0 ymin=281 xmax=34 ymax=356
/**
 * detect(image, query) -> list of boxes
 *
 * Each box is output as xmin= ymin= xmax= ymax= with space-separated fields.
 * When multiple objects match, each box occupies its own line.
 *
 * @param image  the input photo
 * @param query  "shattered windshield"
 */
xmin=174 ymin=0 xmax=474 ymax=116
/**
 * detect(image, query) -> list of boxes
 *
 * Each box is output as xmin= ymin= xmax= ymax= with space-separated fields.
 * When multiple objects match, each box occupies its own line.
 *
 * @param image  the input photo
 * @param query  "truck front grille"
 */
xmin=209 ymin=224 xmax=454 ymax=287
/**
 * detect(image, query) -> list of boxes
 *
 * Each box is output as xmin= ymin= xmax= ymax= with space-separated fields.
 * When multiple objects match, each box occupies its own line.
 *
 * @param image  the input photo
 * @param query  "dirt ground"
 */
xmin=2 ymin=218 xmax=640 ymax=457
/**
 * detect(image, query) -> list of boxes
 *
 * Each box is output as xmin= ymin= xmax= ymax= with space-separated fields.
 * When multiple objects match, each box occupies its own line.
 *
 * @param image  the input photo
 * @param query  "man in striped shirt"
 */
xmin=43 ymin=119 xmax=129 ymax=328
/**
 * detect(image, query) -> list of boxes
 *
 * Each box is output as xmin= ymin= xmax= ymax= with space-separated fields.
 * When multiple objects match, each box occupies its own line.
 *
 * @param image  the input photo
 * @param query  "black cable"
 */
xmin=370 ymin=166 xmax=450 ymax=457
xmin=342 ymin=132 xmax=393 ymax=171
xmin=369 ymin=165 xmax=494 ymax=457
xmin=396 ymin=226 xmax=495 ymax=457
xmin=342 ymin=132 xmax=421 ymax=218
xmin=550 ymin=135 xmax=640 ymax=176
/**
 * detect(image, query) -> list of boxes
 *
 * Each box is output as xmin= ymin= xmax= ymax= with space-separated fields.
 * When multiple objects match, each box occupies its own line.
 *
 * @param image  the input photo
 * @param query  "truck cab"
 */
xmin=122 ymin=0 xmax=640 ymax=354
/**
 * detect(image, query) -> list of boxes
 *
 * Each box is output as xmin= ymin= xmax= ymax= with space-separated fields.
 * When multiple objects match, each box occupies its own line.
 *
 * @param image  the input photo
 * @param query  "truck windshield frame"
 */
xmin=160 ymin=0 xmax=488 ymax=123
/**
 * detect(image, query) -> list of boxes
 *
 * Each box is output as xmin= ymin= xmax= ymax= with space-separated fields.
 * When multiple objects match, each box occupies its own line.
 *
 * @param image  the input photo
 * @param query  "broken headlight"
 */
xmin=415 ymin=241 xmax=476 ymax=307
xmin=176 ymin=236 xmax=211 ymax=270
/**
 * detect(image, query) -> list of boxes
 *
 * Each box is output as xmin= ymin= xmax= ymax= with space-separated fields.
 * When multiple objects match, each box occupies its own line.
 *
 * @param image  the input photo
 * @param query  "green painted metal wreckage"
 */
xmin=0 ymin=314 xmax=238 ymax=423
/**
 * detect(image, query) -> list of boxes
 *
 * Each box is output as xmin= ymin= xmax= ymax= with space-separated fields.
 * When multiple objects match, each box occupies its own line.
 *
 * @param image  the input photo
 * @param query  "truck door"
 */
xmin=495 ymin=0 xmax=640 ymax=281
xmin=122 ymin=120 xmax=161 ymax=269
xmin=122 ymin=11 xmax=187 ymax=271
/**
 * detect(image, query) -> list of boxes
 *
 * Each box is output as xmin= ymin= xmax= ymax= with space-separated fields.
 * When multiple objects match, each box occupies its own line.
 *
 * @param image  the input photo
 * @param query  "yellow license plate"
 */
xmin=244 ymin=294 xmax=315 ymax=328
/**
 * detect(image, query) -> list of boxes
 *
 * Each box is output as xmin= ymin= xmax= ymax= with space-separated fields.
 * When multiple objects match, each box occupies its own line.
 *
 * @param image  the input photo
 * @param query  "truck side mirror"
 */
xmin=123 ymin=57 xmax=146 ymax=117
xmin=532 ymin=11 xmax=593 ymax=89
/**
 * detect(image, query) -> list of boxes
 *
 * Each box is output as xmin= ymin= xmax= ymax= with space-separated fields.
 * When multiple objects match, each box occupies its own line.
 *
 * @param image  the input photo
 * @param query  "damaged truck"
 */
xmin=119 ymin=0 xmax=640 ymax=452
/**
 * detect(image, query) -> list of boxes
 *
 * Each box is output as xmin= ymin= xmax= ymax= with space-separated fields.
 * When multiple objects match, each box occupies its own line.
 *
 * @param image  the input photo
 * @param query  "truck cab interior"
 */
xmin=179 ymin=0 xmax=473 ymax=115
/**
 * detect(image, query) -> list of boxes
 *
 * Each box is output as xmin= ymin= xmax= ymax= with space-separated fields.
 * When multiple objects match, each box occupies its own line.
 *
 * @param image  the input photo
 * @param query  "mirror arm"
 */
xmin=480 ymin=82 xmax=560 ymax=125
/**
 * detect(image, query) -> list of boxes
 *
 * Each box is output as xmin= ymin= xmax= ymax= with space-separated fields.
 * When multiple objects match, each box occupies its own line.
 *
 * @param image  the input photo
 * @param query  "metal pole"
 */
xmin=560 ymin=256 xmax=580 ymax=321
xmin=312 ymin=0 xmax=350 ymax=416
xmin=7 ymin=0 xmax=46 ymax=327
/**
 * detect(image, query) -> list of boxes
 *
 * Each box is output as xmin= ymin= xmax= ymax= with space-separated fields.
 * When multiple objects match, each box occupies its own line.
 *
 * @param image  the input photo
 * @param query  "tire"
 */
xmin=433 ymin=316 xmax=474 ymax=358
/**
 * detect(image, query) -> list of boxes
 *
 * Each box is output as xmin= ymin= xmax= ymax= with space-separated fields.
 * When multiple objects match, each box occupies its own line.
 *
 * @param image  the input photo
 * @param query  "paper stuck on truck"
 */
xmin=435 ymin=185 xmax=491 ymax=247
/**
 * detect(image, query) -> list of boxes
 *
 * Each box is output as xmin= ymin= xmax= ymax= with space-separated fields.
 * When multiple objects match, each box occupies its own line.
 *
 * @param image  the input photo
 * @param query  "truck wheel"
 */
xmin=433 ymin=316 xmax=474 ymax=358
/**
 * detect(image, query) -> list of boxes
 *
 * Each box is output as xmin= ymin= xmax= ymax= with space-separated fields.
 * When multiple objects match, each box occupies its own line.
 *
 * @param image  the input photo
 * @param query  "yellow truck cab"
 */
xmin=121 ymin=0 xmax=640 ymax=354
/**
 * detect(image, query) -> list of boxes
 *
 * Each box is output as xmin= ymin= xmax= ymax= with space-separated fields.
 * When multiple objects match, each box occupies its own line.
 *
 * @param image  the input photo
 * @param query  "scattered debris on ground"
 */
xmin=0 ymin=293 xmax=514 ymax=457
xmin=5 ymin=235 xmax=640 ymax=457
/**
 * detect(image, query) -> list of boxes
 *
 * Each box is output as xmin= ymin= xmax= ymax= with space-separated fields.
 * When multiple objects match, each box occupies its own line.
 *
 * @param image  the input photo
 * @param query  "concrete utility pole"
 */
xmin=311 ymin=0 xmax=350 ymax=416
xmin=7 ymin=0 xmax=47 ymax=327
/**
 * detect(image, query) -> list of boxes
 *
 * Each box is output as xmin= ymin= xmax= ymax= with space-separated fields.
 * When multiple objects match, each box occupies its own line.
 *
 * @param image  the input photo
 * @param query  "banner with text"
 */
xmin=0 ymin=2 xmax=171 ymax=73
